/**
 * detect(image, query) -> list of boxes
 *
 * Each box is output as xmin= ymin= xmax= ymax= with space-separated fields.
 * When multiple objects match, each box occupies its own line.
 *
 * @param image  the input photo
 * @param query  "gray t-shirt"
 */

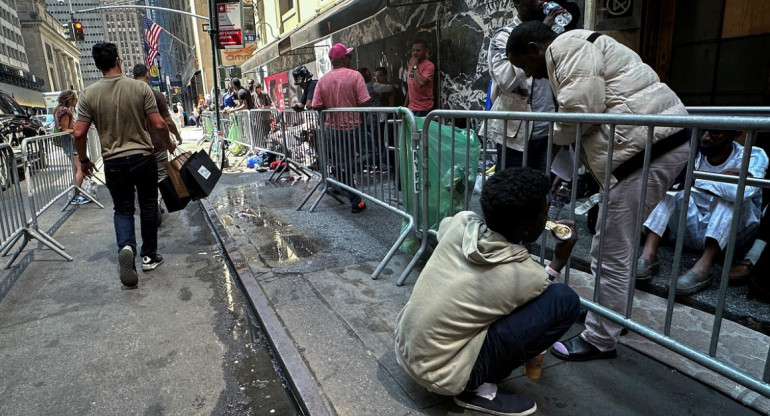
xmin=530 ymin=78 xmax=555 ymax=139
xmin=77 ymin=75 xmax=158 ymax=160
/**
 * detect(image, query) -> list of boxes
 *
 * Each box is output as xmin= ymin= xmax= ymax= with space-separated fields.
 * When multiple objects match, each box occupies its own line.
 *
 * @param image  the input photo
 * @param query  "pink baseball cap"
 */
xmin=329 ymin=43 xmax=354 ymax=60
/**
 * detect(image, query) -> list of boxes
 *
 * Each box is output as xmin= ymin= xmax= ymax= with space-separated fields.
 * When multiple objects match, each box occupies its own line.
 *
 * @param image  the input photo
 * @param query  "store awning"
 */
xmin=241 ymin=41 xmax=281 ymax=73
xmin=241 ymin=0 xmax=388 ymax=73
xmin=0 ymin=83 xmax=45 ymax=109
xmin=290 ymin=0 xmax=387 ymax=49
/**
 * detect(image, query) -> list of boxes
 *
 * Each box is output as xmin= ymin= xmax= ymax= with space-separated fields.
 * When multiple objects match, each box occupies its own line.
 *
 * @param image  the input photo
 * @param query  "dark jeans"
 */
xmin=412 ymin=110 xmax=430 ymax=117
xmin=496 ymin=138 xmax=549 ymax=172
xmin=465 ymin=283 xmax=580 ymax=391
xmin=324 ymin=126 xmax=363 ymax=206
xmin=104 ymin=153 xmax=159 ymax=258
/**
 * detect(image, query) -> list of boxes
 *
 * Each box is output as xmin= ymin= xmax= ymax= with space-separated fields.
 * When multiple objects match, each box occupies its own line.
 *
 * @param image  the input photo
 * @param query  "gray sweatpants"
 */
xmin=582 ymin=140 xmax=689 ymax=351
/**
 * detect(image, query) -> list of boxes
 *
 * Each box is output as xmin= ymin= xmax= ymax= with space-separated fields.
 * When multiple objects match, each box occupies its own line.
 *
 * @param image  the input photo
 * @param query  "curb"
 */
xmin=199 ymin=197 xmax=334 ymax=416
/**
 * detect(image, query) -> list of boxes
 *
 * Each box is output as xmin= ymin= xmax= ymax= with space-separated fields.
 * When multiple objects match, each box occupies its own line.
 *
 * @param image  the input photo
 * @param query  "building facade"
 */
xmin=242 ymin=0 xmax=770 ymax=111
xmin=46 ymin=0 xmax=144 ymax=87
xmin=19 ymin=0 xmax=82 ymax=99
xmin=102 ymin=1 xmax=145 ymax=76
xmin=0 ymin=0 xmax=46 ymax=110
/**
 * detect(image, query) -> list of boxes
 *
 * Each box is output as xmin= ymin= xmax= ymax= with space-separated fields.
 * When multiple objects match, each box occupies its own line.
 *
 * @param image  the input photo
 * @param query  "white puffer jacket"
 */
xmin=546 ymin=30 xmax=688 ymax=186
xmin=480 ymin=15 xmax=553 ymax=151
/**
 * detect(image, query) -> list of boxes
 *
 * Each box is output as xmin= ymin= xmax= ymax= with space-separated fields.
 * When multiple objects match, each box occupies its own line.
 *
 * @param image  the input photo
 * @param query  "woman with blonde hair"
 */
xmin=54 ymin=89 xmax=89 ymax=204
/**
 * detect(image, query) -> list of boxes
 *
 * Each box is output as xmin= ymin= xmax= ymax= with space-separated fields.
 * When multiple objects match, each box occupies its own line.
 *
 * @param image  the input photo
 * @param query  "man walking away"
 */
xmin=133 ymin=63 xmax=180 ymax=184
xmin=74 ymin=43 xmax=169 ymax=288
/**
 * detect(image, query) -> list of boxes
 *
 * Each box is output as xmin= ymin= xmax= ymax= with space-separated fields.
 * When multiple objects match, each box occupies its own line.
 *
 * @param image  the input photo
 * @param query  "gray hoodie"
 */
xmin=395 ymin=211 xmax=548 ymax=395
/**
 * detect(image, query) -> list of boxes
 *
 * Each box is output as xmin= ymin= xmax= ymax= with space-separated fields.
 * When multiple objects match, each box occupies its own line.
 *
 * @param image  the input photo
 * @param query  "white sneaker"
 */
xmin=142 ymin=254 xmax=164 ymax=271
xmin=118 ymin=246 xmax=138 ymax=287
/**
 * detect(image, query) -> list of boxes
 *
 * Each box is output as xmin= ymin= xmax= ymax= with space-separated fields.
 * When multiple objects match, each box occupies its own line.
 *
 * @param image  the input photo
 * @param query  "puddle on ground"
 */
xmin=258 ymin=233 xmax=318 ymax=264
xmin=215 ymin=184 xmax=321 ymax=266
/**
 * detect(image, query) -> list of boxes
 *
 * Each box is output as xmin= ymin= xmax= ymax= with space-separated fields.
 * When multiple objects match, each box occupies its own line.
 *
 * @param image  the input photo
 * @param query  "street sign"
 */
xmin=244 ymin=34 xmax=257 ymax=42
xmin=217 ymin=2 xmax=243 ymax=49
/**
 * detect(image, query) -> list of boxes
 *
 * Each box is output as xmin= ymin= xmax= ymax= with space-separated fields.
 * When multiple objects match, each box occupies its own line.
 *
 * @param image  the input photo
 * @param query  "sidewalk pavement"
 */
xmin=0 ymin=126 xmax=765 ymax=415
xmin=0 ymin=129 xmax=298 ymax=415
xmin=199 ymin=145 xmax=768 ymax=415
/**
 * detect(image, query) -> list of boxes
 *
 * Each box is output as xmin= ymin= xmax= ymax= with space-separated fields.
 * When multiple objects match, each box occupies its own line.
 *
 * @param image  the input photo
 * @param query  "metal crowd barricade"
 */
xmin=198 ymin=111 xmax=216 ymax=146
xmin=226 ymin=111 xmax=256 ymax=167
xmin=2 ymin=133 xmax=106 ymax=268
xmin=297 ymin=107 xmax=423 ymax=283
xmin=0 ymin=143 xmax=36 ymax=269
xmin=418 ymin=109 xmax=770 ymax=399
xmin=278 ymin=109 xmax=321 ymax=180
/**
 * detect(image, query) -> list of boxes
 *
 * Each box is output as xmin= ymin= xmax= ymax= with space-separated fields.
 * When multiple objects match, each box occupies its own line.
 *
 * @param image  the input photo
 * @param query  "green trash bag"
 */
xmin=398 ymin=115 xmax=481 ymax=254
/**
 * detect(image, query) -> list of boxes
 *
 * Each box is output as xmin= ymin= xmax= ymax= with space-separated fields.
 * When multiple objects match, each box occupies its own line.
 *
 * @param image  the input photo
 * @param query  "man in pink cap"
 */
xmin=312 ymin=42 xmax=371 ymax=213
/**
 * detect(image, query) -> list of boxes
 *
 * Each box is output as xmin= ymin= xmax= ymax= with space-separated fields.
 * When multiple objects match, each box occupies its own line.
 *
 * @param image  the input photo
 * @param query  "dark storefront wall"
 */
xmin=667 ymin=0 xmax=770 ymax=106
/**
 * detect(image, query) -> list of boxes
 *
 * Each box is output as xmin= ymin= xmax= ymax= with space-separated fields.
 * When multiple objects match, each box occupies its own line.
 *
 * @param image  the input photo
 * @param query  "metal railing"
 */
xmin=297 ymin=107 xmax=423 ymax=283
xmin=279 ymin=109 xmax=322 ymax=180
xmin=0 ymin=143 xmax=32 ymax=269
xmin=419 ymin=109 xmax=770 ymax=399
xmin=199 ymin=112 xmax=217 ymax=145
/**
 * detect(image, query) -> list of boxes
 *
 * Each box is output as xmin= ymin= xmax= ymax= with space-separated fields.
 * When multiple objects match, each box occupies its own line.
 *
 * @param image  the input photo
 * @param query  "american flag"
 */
xmin=144 ymin=41 xmax=158 ymax=68
xmin=144 ymin=17 xmax=163 ymax=66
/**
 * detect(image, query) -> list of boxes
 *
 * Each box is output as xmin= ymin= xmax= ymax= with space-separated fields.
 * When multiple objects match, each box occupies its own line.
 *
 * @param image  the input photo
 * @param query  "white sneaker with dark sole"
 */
xmin=142 ymin=255 xmax=164 ymax=271
xmin=118 ymin=246 xmax=138 ymax=287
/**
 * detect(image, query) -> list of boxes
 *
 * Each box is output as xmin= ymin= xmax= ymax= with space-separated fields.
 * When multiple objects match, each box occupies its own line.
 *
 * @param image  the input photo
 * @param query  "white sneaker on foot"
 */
xmin=118 ymin=246 xmax=138 ymax=287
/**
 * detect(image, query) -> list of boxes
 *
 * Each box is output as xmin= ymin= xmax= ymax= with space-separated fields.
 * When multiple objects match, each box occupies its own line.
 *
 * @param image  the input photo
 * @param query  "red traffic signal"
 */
xmin=73 ymin=22 xmax=84 ymax=41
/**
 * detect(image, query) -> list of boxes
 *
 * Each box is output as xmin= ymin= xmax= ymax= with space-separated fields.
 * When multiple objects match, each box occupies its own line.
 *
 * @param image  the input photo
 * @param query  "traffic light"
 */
xmin=73 ymin=22 xmax=85 ymax=41
xmin=63 ymin=22 xmax=74 ymax=41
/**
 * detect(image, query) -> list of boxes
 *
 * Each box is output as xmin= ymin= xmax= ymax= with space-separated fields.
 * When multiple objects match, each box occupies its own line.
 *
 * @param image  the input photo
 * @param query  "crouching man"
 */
xmin=394 ymin=167 xmax=580 ymax=416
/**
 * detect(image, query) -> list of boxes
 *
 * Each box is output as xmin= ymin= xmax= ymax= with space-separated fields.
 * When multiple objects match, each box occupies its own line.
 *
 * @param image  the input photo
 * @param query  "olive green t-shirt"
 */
xmin=76 ymin=75 xmax=158 ymax=160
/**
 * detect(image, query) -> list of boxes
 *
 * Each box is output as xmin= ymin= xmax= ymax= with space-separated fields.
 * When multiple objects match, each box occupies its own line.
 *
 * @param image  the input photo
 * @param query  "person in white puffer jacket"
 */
xmin=506 ymin=21 xmax=691 ymax=362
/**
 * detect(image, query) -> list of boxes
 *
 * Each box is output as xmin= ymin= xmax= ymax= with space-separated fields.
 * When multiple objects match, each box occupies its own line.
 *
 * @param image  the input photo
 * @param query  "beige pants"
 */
xmin=155 ymin=150 xmax=169 ymax=183
xmin=582 ymin=140 xmax=689 ymax=351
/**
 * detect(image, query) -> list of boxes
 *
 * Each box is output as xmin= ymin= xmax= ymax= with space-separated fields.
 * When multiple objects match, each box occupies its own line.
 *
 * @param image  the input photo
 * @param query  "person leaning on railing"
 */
xmin=506 ymin=22 xmax=691 ymax=362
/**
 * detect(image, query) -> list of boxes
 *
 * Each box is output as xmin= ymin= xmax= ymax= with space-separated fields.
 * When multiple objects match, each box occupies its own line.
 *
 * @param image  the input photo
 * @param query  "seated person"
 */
xmin=394 ymin=167 xmax=580 ymax=416
xmin=636 ymin=129 xmax=768 ymax=295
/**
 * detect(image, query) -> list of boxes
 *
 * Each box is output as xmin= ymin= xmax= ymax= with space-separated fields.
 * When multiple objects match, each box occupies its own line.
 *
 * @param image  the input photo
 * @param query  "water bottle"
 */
xmin=548 ymin=182 xmax=571 ymax=220
xmin=543 ymin=1 xmax=572 ymax=34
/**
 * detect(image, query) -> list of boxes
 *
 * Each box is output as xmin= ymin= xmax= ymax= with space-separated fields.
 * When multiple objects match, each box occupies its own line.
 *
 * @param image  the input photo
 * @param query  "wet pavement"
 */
xmin=0 ymin=128 xmax=299 ymax=415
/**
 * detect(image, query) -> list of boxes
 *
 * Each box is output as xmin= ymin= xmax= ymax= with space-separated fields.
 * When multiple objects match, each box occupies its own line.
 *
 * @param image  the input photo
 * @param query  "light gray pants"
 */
xmin=155 ymin=150 xmax=169 ymax=183
xmin=582 ymin=140 xmax=689 ymax=351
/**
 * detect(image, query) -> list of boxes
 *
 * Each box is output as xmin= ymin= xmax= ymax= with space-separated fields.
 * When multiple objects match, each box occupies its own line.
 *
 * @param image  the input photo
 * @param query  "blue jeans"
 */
xmin=324 ymin=126 xmax=363 ymax=206
xmin=465 ymin=283 xmax=580 ymax=391
xmin=104 ymin=153 xmax=159 ymax=258
xmin=496 ymin=138 xmax=549 ymax=172
xmin=412 ymin=110 xmax=430 ymax=117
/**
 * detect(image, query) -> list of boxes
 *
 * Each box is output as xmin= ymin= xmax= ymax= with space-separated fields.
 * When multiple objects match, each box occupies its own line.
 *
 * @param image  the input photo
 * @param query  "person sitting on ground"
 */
xmin=637 ymin=129 xmax=768 ymax=295
xmin=395 ymin=167 xmax=580 ymax=416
